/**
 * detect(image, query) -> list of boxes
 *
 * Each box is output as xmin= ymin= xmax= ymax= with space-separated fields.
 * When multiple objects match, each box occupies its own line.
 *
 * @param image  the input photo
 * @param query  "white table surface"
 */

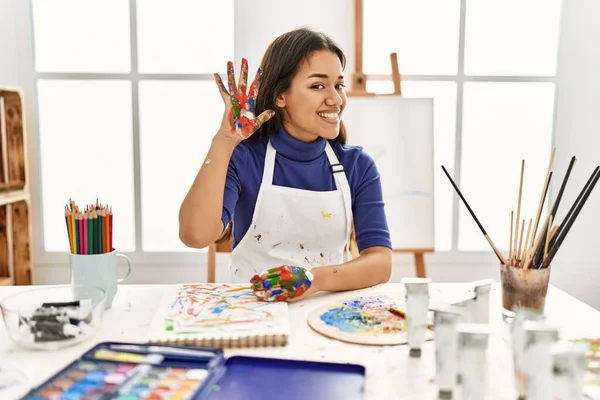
xmin=1 ymin=282 xmax=598 ymax=399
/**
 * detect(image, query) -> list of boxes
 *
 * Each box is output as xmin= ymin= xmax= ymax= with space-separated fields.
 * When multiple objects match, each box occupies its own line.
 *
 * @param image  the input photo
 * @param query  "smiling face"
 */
xmin=276 ymin=50 xmax=347 ymax=142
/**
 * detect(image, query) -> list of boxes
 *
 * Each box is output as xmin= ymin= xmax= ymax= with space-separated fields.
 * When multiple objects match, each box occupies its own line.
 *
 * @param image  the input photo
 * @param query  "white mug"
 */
xmin=69 ymin=250 xmax=132 ymax=309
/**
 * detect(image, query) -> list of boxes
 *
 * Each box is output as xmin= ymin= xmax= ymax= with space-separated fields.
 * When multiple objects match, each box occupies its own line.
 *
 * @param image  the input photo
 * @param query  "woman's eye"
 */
xmin=311 ymin=84 xmax=346 ymax=90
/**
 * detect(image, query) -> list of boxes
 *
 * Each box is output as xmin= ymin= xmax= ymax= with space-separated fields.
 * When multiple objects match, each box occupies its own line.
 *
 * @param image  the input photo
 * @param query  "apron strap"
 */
xmin=261 ymin=140 xmax=277 ymax=186
xmin=324 ymin=142 xmax=354 ymax=260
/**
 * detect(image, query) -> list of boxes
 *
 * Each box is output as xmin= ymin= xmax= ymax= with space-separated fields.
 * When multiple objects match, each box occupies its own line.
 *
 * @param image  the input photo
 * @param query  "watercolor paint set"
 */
xmin=23 ymin=341 xmax=366 ymax=400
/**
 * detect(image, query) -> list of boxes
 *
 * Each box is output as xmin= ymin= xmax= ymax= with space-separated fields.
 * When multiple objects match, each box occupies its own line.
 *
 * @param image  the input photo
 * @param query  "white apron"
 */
xmin=229 ymin=140 xmax=353 ymax=283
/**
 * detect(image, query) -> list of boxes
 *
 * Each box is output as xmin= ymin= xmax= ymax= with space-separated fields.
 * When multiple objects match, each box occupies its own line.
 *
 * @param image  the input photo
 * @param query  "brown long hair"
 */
xmin=252 ymin=27 xmax=348 ymax=144
xmin=216 ymin=28 xmax=352 ymax=245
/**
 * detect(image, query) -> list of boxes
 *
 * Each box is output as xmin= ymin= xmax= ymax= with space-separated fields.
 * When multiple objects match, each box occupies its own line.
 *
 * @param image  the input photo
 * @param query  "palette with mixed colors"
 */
xmin=24 ymin=343 xmax=215 ymax=399
xmin=307 ymin=294 xmax=434 ymax=345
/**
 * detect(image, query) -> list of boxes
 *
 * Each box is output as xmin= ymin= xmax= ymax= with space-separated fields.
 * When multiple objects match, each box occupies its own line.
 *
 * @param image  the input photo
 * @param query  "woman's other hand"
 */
xmin=250 ymin=265 xmax=315 ymax=302
xmin=214 ymin=58 xmax=275 ymax=140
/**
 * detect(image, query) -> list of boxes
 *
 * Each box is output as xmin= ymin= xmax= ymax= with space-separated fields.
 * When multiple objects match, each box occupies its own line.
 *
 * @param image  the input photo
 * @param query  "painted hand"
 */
xmin=250 ymin=265 xmax=314 ymax=302
xmin=214 ymin=58 xmax=275 ymax=140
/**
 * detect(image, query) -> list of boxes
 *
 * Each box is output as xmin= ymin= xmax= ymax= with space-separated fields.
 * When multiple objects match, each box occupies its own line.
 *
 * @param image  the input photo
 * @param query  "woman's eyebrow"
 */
xmin=306 ymin=73 xmax=344 ymax=80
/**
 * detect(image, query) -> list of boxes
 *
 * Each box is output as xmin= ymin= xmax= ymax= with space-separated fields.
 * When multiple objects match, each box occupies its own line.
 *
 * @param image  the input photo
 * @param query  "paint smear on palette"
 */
xmin=320 ymin=296 xmax=405 ymax=335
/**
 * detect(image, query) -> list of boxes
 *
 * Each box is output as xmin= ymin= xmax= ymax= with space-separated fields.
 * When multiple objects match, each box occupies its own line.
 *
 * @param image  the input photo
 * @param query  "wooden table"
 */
xmin=1 ymin=282 xmax=598 ymax=399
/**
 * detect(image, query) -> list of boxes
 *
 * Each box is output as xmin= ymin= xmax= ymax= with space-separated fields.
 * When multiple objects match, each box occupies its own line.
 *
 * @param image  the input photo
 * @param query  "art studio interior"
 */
xmin=0 ymin=1 xmax=599 ymax=399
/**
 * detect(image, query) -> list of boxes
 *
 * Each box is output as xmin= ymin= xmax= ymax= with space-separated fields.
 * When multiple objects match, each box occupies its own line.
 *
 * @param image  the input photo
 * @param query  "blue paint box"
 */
xmin=22 ymin=341 xmax=366 ymax=399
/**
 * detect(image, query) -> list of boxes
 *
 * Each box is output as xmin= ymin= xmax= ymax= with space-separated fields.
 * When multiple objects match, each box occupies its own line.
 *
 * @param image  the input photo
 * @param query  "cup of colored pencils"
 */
xmin=64 ymin=199 xmax=113 ymax=255
xmin=442 ymin=148 xmax=600 ymax=322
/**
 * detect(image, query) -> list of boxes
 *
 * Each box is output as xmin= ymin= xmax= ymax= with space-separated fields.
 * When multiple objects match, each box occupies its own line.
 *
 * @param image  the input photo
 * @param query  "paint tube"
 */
xmin=469 ymin=279 xmax=493 ymax=324
xmin=401 ymin=277 xmax=431 ymax=357
xmin=522 ymin=320 xmax=560 ymax=400
xmin=451 ymin=279 xmax=493 ymax=325
xmin=551 ymin=340 xmax=588 ymax=400
xmin=511 ymin=307 xmax=546 ymax=399
xmin=431 ymin=304 xmax=464 ymax=399
xmin=456 ymin=323 xmax=490 ymax=400
xmin=451 ymin=279 xmax=492 ymax=386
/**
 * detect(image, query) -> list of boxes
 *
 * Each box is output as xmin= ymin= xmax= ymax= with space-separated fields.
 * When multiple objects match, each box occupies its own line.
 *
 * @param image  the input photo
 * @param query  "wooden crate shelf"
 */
xmin=0 ymin=88 xmax=32 ymax=285
xmin=0 ymin=277 xmax=13 ymax=286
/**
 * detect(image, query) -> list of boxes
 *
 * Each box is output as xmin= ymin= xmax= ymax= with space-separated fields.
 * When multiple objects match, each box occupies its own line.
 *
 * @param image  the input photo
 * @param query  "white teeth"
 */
xmin=318 ymin=112 xmax=339 ymax=120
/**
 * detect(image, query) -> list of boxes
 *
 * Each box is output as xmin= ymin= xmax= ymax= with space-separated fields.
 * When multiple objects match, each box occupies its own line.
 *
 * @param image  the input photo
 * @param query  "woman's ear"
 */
xmin=275 ymin=93 xmax=286 ymax=108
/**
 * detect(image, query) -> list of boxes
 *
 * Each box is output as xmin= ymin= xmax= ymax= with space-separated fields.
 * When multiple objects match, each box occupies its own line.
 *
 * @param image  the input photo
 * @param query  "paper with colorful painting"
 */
xmin=146 ymin=284 xmax=290 ymax=347
xmin=307 ymin=294 xmax=434 ymax=345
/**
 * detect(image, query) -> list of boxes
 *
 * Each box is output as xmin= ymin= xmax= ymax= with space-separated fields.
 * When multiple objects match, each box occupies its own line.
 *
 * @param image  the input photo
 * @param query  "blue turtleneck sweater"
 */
xmin=221 ymin=128 xmax=392 ymax=252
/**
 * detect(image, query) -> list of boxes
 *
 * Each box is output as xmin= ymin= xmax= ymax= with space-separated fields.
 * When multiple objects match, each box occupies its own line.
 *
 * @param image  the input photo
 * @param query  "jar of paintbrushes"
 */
xmin=442 ymin=150 xmax=600 ymax=323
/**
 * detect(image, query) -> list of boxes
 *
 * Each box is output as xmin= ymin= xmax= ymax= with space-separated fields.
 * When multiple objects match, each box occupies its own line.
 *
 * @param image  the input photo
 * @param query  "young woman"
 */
xmin=179 ymin=28 xmax=392 ymax=300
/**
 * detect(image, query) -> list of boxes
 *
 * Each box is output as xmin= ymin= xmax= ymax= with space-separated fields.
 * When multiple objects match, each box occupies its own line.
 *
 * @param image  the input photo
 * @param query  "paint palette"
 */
xmin=307 ymin=294 xmax=435 ymax=346
xmin=24 ymin=341 xmax=366 ymax=400
xmin=23 ymin=342 xmax=216 ymax=400
xmin=28 ymin=362 xmax=206 ymax=399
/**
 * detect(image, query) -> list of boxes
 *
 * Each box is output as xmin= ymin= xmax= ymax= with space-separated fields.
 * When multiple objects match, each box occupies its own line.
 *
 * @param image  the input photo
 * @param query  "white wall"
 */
xmin=0 ymin=0 xmax=21 ymax=86
xmin=0 ymin=0 xmax=42 ymax=286
xmin=234 ymin=0 xmax=355 ymax=84
xmin=550 ymin=0 xmax=600 ymax=309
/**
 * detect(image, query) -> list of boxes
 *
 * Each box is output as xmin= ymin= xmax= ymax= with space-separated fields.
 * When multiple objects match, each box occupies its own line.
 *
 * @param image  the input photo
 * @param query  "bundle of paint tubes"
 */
xmin=18 ymin=300 xmax=94 ymax=344
xmin=401 ymin=278 xmax=591 ymax=400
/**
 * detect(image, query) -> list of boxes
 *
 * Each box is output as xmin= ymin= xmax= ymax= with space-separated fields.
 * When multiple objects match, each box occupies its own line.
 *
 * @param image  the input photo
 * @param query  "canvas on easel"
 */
xmin=344 ymin=0 xmax=435 ymax=277
xmin=342 ymin=96 xmax=435 ymax=251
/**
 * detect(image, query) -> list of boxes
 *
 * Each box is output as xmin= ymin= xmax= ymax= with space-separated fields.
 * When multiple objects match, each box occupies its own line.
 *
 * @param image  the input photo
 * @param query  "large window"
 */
xmin=32 ymin=0 xmax=562 ymax=258
xmin=32 ymin=0 xmax=234 ymax=253
xmin=364 ymin=0 xmax=562 ymax=252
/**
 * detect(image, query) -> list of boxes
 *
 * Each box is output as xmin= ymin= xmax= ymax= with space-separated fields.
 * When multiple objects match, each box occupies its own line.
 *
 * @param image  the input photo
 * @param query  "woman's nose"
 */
xmin=325 ymin=89 xmax=343 ymax=107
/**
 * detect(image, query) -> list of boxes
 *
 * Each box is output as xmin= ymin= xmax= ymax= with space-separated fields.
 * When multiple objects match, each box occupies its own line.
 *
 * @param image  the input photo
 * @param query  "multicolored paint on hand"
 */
xmin=250 ymin=265 xmax=313 ymax=302
xmin=214 ymin=58 xmax=275 ymax=140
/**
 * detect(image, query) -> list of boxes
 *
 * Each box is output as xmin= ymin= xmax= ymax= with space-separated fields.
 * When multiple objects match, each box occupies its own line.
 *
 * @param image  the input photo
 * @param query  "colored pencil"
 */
xmin=108 ymin=207 xmax=113 ymax=252
xmin=104 ymin=208 xmax=110 ymax=253
xmin=83 ymin=213 xmax=88 ymax=254
xmin=89 ymin=212 xmax=94 ymax=255
xmin=98 ymin=212 xmax=103 ymax=254
xmin=64 ymin=207 xmax=73 ymax=253
xmin=70 ymin=212 xmax=76 ymax=253
xmin=75 ymin=215 xmax=80 ymax=254
xmin=64 ymin=200 xmax=115 ymax=254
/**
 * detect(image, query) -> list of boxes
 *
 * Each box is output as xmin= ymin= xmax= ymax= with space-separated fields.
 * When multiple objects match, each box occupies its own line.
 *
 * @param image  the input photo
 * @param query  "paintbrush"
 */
xmin=547 ymin=165 xmax=600 ymax=254
xmin=541 ymin=166 xmax=600 ymax=268
xmin=389 ymin=305 xmax=406 ymax=318
xmin=513 ymin=160 xmax=526 ymax=266
xmin=531 ymin=156 xmax=577 ymax=267
xmin=529 ymin=148 xmax=556 ymax=249
xmin=108 ymin=344 xmax=217 ymax=359
xmin=389 ymin=305 xmax=434 ymax=329
xmin=441 ymin=165 xmax=507 ymax=265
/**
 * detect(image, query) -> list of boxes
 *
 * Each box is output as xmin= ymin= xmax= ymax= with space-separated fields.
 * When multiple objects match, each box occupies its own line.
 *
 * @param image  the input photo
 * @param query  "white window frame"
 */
xmin=366 ymin=0 xmax=559 ymax=256
xmin=25 ymin=0 xmax=213 ymax=268
xmin=21 ymin=0 xmax=559 ymax=271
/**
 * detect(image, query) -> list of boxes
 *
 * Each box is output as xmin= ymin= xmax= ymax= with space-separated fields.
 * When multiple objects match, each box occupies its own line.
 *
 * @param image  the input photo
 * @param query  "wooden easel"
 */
xmin=347 ymin=0 xmax=433 ymax=278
